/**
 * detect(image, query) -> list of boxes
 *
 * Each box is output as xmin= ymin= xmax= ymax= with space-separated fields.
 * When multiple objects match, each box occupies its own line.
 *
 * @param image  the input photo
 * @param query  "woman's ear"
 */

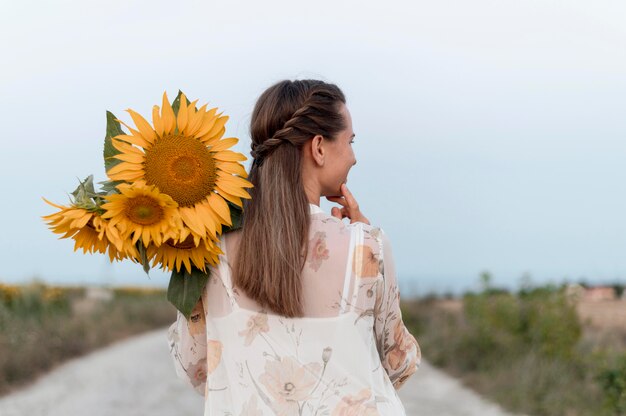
xmin=311 ymin=134 xmax=325 ymax=167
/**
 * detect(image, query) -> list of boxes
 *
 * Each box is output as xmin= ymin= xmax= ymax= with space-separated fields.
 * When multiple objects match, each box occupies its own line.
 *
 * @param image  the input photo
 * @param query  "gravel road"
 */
xmin=0 ymin=328 xmax=523 ymax=416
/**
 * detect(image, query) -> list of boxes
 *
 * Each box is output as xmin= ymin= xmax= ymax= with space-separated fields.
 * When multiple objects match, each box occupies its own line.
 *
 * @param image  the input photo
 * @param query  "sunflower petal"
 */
xmin=127 ymin=109 xmax=156 ymax=144
xmin=177 ymin=93 xmax=189 ymax=133
xmin=113 ymin=152 xmax=145 ymax=164
xmin=116 ymin=120 xmax=151 ymax=148
xmin=161 ymin=92 xmax=176 ymax=134
xmin=152 ymin=105 xmax=164 ymax=137
xmin=218 ymin=161 xmax=248 ymax=178
xmin=194 ymin=108 xmax=219 ymax=138
xmin=217 ymin=180 xmax=251 ymax=198
xmin=215 ymin=187 xmax=243 ymax=207
xmin=195 ymin=204 xmax=217 ymax=236
xmin=70 ymin=213 xmax=92 ymax=228
xmin=107 ymin=162 xmax=144 ymax=175
xmin=209 ymin=137 xmax=238 ymax=152
xmin=207 ymin=193 xmax=232 ymax=226
xmin=206 ymin=115 xmax=228 ymax=138
xmin=179 ymin=207 xmax=205 ymax=237
xmin=41 ymin=197 xmax=67 ymax=210
xmin=182 ymin=256 xmax=192 ymax=274
xmin=186 ymin=103 xmax=207 ymax=136
xmin=108 ymin=170 xmax=143 ymax=182
xmin=202 ymin=127 xmax=226 ymax=146
xmin=112 ymin=137 xmax=144 ymax=155
xmin=213 ymin=150 xmax=247 ymax=162
xmin=217 ymin=172 xmax=253 ymax=189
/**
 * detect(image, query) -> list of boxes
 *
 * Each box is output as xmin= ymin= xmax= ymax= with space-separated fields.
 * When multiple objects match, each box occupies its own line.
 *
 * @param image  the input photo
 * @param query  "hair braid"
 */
xmin=250 ymin=89 xmax=344 ymax=166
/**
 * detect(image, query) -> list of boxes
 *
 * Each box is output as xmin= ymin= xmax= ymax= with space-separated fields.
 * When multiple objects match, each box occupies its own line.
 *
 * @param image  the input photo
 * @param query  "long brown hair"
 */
xmin=232 ymin=79 xmax=346 ymax=317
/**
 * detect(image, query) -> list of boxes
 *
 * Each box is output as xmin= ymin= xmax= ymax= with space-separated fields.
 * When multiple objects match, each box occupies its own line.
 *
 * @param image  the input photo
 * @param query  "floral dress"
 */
xmin=166 ymin=203 xmax=421 ymax=415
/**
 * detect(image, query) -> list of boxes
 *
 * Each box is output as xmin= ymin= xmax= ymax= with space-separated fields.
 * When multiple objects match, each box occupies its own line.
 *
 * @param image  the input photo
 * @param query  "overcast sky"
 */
xmin=1 ymin=0 xmax=625 ymax=295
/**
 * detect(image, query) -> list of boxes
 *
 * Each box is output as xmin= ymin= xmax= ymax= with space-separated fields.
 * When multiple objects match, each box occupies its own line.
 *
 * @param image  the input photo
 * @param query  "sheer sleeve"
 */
xmin=166 ymin=296 xmax=208 ymax=396
xmin=372 ymin=227 xmax=421 ymax=390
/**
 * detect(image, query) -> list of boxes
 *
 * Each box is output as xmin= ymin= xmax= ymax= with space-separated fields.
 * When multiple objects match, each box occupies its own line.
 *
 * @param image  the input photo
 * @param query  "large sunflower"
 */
xmin=100 ymin=181 xmax=181 ymax=247
xmin=106 ymin=92 xmax=252 ymax=247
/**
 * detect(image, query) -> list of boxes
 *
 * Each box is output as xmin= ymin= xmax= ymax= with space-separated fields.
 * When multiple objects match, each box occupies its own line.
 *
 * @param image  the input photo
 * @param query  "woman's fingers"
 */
xmin=330 ymin=206 xmax=348 ymax=219
xmin=340 ymin=183 xmax=359 ymax=212
xmin=326 ymin=184 xmax=369 ymax=224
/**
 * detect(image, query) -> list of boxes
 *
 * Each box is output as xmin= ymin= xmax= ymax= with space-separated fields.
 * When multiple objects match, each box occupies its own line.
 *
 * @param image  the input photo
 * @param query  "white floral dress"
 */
xmin=166 ymin=203 xmax=421 ymax=415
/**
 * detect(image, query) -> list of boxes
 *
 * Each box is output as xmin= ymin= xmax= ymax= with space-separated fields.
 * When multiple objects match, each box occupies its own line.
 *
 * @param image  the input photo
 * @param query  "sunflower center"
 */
xmin=144 ymin=134 xmax=217 ymax=207
xmin=125 ymin=196 xmax=164 ymax=225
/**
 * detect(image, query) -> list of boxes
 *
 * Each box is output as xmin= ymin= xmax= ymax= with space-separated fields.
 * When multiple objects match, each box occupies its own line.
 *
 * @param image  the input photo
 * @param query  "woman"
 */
xmin=167 ymin=79 xmax=421 ymax=415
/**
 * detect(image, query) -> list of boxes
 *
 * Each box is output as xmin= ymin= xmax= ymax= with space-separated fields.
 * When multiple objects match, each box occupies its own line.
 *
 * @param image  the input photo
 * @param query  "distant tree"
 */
xmin=611 ymin=284 xmax=624 ymax=298
xmin=518 ymin=272 xmax=533 ymax=296
xmin=480 ymin=270 xmax=492 ymax=292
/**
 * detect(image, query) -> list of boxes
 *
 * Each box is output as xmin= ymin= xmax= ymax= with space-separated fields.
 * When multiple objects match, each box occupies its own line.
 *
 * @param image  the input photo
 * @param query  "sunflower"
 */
xmin=147 ymin=234 xmax=223 ymax=274
xmin=41 ymin=198 xmax=136 ymax=261
xmin=106 ymin=92 xmax=252 ymax=248
xmin=42 ymin=198 xmax=94 ymax=236
xmin=100 ymin=181 xmax=181 ymax=247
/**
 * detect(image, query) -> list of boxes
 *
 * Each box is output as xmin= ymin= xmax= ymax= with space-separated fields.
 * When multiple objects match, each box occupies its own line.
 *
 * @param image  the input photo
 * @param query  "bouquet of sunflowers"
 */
xmin=42 ymin=91 xmax=253 ymax=319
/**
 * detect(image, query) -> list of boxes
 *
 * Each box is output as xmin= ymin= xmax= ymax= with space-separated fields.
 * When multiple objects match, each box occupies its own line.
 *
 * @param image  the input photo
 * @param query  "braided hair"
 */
xmin=233 ymin=79 xmax=347 ymax=318
xmin=249 ymin=81 xmax=346 ymax=168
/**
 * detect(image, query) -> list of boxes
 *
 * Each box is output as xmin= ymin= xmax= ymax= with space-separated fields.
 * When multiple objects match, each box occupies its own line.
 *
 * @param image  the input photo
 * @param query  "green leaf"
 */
xmin=136 ymin=243 xmax=151 ymax=275
xmin=171 ymin=90 xmax=191 ymax=118
xmin=70 ymin=175 xmax=99 ymax=210
xmin=103 ymin=111 xmax=126 ymax=173
xmin=167 ymin=267 xmax=210 ymax=319
xmin=97 ymin=179 xmax=124 ymax=196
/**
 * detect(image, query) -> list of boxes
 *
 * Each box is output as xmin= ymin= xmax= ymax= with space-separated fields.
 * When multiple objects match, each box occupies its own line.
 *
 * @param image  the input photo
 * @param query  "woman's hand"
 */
xmin=326 ymin=183 xmax=370 ymax=225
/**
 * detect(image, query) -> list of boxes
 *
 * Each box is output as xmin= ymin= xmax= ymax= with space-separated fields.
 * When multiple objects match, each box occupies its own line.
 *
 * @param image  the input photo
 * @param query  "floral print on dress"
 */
xmin=388 ymin=319 xmax=417 ymax=370
xmin=332 ymin=388 xmax=380 ymax=416
xmin=187 ymin=358 xmax=208 ymax=388
xmin=166 ymin=297 xmax=209 ymax=395
xmin=371 ymin=228 xmax=421 ymax=390
xmin=188 ymin=297 xmax=206 ymax=336
xmin=166 ymin=204 xmax=421 ymax=414
xmin=307 ymin=231 xmax=330 ymax=271
xmin=239 ymin=312 xmax=270 ymax=346
xmin=352 ymin=244 xmax=380 ymax=278
xmin=206 ymin=339 xmax=223 ymax=374
xmin=257 ymin=355 xmax=323 ymax=414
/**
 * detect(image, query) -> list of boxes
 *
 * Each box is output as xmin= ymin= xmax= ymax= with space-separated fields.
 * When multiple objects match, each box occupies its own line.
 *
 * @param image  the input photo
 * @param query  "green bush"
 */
xmin=596 ymin=353 xmax=626 ymax=415
xmin=401 ymin=279 xmax=613 ymax=416
xmin=461 ymin=285 xmax=581 ymax=364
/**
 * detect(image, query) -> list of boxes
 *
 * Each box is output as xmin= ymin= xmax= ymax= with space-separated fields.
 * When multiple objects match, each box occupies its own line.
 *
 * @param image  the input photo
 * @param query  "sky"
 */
xmin=1 ymin=0 xmax=625 ymax=295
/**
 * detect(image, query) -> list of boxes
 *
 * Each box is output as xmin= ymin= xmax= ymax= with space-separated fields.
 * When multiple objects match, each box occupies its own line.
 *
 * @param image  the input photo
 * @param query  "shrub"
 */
xmin=0 ymin=282 xmax=172 ymax=396
xmin=596 ymin=353 xmax=626 ymax=415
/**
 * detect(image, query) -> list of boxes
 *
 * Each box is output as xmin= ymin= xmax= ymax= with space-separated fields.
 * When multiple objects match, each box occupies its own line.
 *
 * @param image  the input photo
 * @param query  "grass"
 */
xmin=402 ymin=286 xmax=626 ymax=416
xmin=0 ymin=281 xmax=176 ymax=397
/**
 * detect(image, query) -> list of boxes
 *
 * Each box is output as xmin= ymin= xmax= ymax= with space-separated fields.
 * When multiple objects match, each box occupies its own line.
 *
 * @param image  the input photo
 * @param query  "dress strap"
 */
xmin=216 ymin=234 xmax=240 ymax=311
xmin=339 ymin=223 xmax=363 ymax=314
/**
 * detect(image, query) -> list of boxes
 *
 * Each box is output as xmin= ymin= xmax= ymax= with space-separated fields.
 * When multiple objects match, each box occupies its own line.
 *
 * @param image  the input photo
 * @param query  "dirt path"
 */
xmin=0 ymin=328 xmax=524 ymax=416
